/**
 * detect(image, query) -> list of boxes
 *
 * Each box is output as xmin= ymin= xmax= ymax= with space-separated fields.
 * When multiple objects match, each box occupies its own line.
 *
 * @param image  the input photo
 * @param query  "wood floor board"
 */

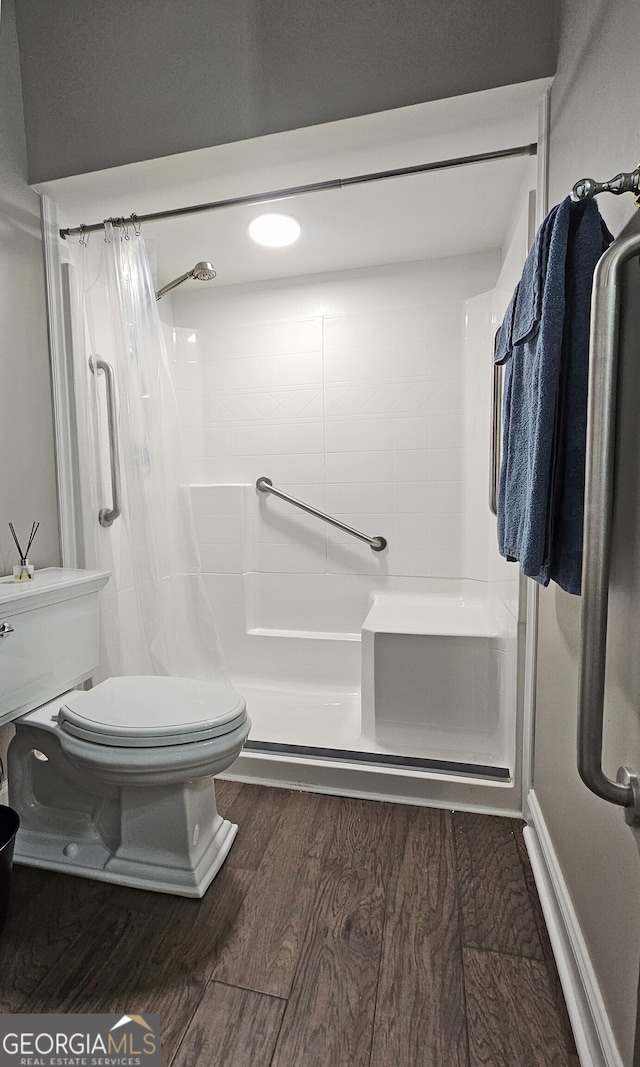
xmin=1 ymin=787 xmax=580 ymax=1067
xmin=5 ymin=861 xmax=56 ymax=919
xmin=454 ymin=811 xmax=543 ymax=959
xmin=211 ymin=790 xmax=336 ymax=998
xmin=66 ymin=865 xmax=253 ymax=979
xmin=171 ymin=981 xmax=286 ymax=1067
xmin=512 ymin=821 xmax=580 ymax=1061
xmin=23 ymin=904 xmax=207 ymax=1066
xmin=159 ymin=869 xmax=255 ymax=982
xmin=214 ymin=778 xmax=244 ymax=810
xmin=221 ymin=784 xmax=291 ymax=871
xmin=270 ymin=796 xmax=404 ymax=1067
xmin=0 ymin=870 xmax=113 ymax=1012
xmin=464 ymin=947 xmax=572 ymax=1067
xmin=370 ymin=805 xmax=468 ymax=1067
xmin=11 ymin=865 xmax=253 ymax=1063
xmin=87 ymin=853 xmax=253 ymax=923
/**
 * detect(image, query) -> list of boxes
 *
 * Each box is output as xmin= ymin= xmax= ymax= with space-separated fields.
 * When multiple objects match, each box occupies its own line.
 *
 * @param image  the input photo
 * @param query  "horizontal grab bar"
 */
xmin=256 ymin=477 xmax=387 ymax=552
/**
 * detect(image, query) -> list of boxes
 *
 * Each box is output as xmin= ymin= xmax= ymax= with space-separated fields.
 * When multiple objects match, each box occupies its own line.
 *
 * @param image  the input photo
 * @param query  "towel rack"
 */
xmin=489 ymin=328 xmax=503 ymax=516
xmin=571 ymin=164 xmax=640 ymax=206
xmin=577 ymin=227 xmax=640 ymax=827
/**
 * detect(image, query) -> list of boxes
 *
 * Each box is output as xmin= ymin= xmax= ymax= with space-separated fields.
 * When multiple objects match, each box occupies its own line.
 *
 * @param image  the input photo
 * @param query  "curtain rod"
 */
xmin=59 ymin=143 xmax=537 ymax=239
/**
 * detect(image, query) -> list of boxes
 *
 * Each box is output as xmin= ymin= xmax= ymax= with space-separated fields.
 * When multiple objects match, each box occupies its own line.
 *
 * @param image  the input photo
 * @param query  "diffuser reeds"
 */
xmin=8 ymin=521 xmax=39 ymax=581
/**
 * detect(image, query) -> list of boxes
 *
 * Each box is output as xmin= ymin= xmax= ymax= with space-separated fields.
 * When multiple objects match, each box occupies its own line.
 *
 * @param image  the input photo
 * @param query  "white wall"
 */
xmin=533 ymin=0 xmax=640 ymax=1061
xmin=171 ymin=253 xmax=500 ymax=584
xmin=165 ymin=248 xmax=523 ymax=773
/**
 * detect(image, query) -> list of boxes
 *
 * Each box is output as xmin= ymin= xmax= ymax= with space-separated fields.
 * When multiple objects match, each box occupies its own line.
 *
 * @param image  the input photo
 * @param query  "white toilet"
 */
xmin=1 ymin=568 xmax=250 ymax=897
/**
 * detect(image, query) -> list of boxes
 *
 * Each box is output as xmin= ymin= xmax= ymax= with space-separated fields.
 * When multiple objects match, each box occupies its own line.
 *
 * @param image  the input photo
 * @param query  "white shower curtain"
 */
xmin=67 ymin=222 xmax=226 ymax=683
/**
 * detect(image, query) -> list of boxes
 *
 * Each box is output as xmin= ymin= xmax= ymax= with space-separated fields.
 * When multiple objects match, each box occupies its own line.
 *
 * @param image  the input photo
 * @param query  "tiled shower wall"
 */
xmin=169 ymin=254 xmax=502 ymax=583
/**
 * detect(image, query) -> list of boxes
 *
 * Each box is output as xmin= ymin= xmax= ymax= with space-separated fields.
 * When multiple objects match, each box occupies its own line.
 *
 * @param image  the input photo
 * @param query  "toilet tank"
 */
xmin=0 ymin=568 xmax=111 ymax=726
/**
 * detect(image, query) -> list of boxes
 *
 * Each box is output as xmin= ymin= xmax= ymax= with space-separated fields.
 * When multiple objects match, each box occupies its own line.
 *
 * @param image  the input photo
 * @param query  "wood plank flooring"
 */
xmin=0 ymin=783 xmax=579 ymax=1067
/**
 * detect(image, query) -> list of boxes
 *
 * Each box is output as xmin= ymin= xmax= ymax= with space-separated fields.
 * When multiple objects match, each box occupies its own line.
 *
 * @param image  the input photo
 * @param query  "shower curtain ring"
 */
xmin=78 ymin=224 xmax=89 ymax=247
xmin=131 ymin=213 xmax=141 ymax=237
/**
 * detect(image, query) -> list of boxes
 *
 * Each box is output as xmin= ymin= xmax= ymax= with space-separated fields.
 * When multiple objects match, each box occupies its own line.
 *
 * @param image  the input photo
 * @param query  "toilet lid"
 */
xmin=58 ymin=676 xmax=247 ymax=747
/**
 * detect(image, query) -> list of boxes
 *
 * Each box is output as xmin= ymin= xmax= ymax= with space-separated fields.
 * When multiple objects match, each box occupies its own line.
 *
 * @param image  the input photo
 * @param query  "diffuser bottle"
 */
xmin=13 ymin=562 xmax=34 ymax=582
xmin=8 ymin=521 xmax=39 ymax=582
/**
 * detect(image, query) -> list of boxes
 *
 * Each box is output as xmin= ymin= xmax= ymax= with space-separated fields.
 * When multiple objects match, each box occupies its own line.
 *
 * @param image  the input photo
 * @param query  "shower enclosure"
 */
xmin=166 ymin=264 xmax=523 ymax=811
xmin=40 ymin=82 xmax=549 ymax=814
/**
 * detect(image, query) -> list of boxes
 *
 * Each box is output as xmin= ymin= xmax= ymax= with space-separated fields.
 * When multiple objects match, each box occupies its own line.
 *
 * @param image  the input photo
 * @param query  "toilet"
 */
xmin=1 ymin=568 xmax=250 ymax=897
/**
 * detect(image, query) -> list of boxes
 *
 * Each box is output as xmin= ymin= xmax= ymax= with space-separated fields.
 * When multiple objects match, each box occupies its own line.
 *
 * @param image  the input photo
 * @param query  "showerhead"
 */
xmin=191 ymin=261 xmax=217 ymax=281
xmin=156 ymin=260 xmax=217 ymax=300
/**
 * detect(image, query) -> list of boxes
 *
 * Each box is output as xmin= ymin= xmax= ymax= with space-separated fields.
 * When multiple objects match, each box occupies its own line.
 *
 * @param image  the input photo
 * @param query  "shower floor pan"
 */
xmin=222 ymin=590 xmax=517 ymax=811
xmin=234 ymin=682 xmax=510 ymax=782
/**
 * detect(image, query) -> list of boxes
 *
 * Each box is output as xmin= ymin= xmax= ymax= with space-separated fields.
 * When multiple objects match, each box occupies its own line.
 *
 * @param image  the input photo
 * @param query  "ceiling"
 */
xmin=147 ymin=154 xmax=530 ymax=290
xmin=41 ymin=80 xmax=547 ymax=291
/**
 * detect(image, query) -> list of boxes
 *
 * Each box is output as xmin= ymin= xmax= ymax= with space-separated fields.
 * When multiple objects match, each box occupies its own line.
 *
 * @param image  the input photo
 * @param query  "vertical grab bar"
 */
xmin=578 ymin=230 xmax=640 ymax=826
xmin=89 ymin=356 xmax=122 ymax=528
xmin=489 ymin=328 xmax=503 ymax=516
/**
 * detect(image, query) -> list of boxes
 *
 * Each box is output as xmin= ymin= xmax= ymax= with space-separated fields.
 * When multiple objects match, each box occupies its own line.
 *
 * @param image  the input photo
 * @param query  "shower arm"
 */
xmin=155 ymin=271 xmax=192 ymax=301
xmin=256 ymin=477 xmax=387 ymax=552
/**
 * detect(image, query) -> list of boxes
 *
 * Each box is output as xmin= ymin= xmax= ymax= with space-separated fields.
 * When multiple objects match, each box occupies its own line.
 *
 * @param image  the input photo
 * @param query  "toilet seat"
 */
xmin=58 ymin=675 xmax=247 ymax=748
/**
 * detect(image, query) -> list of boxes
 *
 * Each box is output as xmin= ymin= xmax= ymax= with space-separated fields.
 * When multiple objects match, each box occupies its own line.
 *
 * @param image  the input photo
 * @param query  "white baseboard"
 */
xmin=524 ymin=790 xmax=624 ymax=1067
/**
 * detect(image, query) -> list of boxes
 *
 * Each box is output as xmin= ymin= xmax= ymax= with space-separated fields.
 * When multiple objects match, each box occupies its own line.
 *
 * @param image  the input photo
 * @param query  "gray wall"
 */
xmin=536 ymin=0 xmax=640 ymax=1060
xmin=0 ymin=0 xmax=59 ymax=576
xmin=14 ymin=0 xmax=557 ymax=182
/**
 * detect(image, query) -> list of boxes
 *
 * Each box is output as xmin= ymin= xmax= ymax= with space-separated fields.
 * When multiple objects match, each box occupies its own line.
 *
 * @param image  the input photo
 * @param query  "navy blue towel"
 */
xmin=495 ymin=196 xmax=612 ymax=594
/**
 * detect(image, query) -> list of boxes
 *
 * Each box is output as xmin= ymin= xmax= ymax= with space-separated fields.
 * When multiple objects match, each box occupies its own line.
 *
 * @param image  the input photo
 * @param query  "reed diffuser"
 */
xmin=9 ymin=521 xmax=39 ymax=581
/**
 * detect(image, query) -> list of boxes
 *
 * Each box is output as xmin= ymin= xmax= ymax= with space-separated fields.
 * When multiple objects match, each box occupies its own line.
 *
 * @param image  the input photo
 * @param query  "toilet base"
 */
xmin=9 ymin=704 xmax=246 ymax=898
xmin=14 ymin=814 xmax=238 ymax=898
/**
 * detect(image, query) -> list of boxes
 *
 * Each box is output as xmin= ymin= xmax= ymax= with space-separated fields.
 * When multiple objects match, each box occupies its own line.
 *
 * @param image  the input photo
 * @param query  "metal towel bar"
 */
xmin=571 ymin=165 xmax=640 ymax=206
xmin=578 ymin=229 xmax=640 ymax=826
xmin=256 ymin=477 xmax=387 ymax=552
xmin=89 ymin=356 xmax=122 ymax=528
xmin=489 ymin=329 xmax=503 ymax=517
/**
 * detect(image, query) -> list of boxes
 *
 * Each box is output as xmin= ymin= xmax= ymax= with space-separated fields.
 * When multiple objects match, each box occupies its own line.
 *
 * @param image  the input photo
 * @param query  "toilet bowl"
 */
xmin=9 ymin=676 xmax=251 ymax=897
xmin=56 ymin=675 xmax=250 ymax=784
xmin=1 ymin=568 xmax=250 ymax=898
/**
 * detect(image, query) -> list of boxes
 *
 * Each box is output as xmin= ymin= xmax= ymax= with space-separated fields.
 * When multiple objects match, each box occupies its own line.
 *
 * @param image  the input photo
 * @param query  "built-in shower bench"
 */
xmin=361 ymin=593 xmax=506 ymax=768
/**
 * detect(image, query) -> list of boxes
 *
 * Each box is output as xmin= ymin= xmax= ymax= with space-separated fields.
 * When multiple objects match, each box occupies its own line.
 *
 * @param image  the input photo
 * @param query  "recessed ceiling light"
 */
xmin=249 ymin=213 xmax=301 ymax=247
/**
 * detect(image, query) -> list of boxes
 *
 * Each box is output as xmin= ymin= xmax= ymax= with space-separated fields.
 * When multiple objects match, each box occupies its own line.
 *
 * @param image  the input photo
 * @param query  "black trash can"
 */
xmin=0 ymin=805 xmax=20 ymax=935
